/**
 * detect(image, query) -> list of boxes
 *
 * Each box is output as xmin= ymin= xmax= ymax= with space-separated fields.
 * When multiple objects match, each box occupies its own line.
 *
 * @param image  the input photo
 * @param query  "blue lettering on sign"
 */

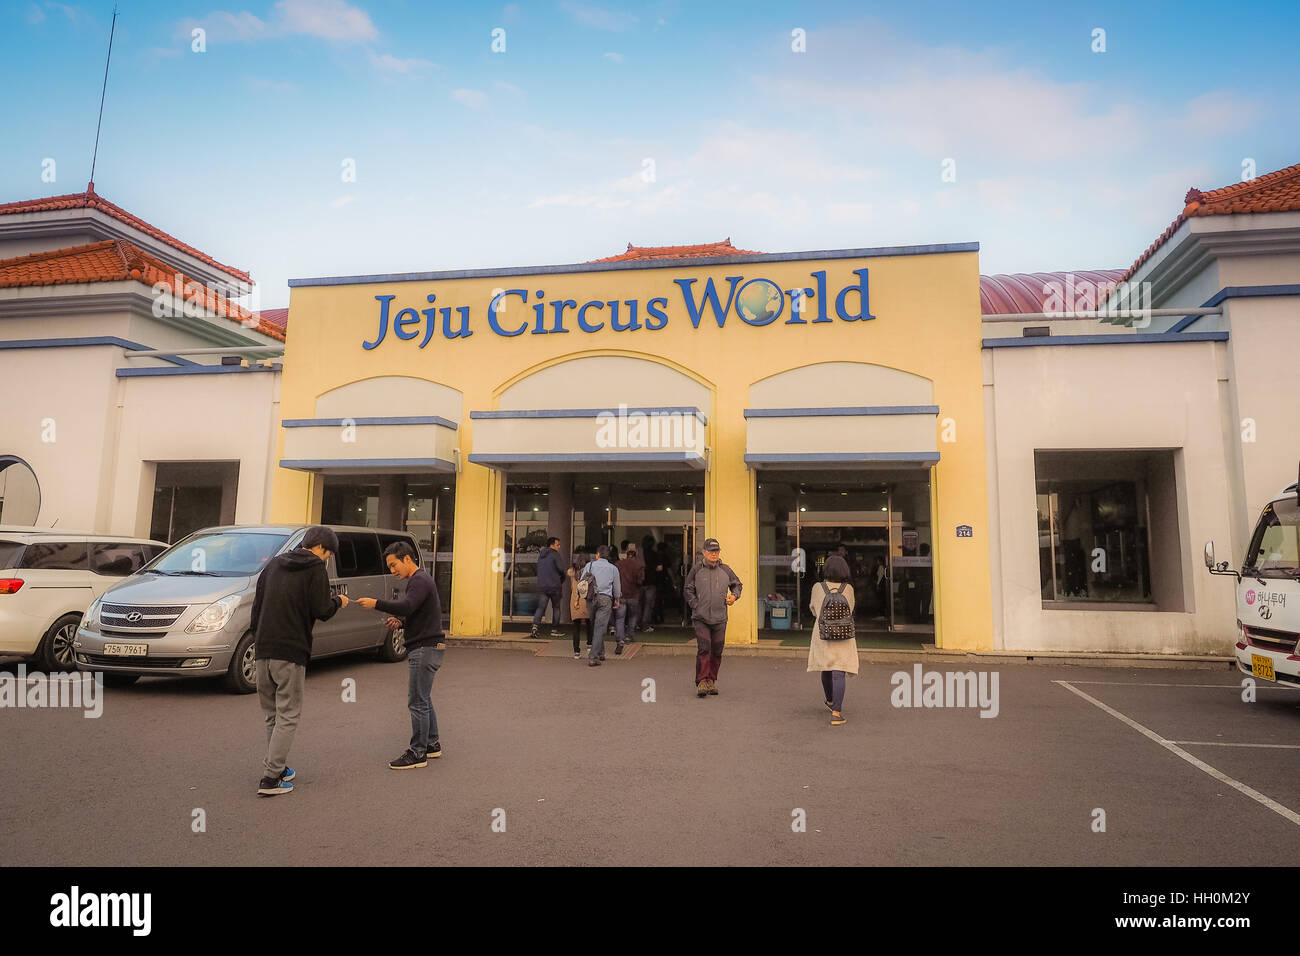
xmin=359 ymin=269 xmax=877 ymax=348
xmin=956 ymin=525 xmax=974 ymax=538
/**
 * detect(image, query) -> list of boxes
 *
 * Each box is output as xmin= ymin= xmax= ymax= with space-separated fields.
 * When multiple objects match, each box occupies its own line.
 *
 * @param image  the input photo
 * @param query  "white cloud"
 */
xmin=26 ymin=3 xmax=45 ymax=24
xmin=493 ymin=80 xmax=522 ymax=95
xmin=824 ymin=202 xmax=873 ymax=224
xmin=371 ymin=52 xmax=435 ymax=73
xmin=602 ymin=51 xmax=623 ymax=63
xmin=179 ymin=0 xmax=376 ymax=45
xmin=451 ymin=88 xmax=488 ymax=109
xmin=330 ymin=195 xmax=358 ymax=208
xmin=560 ymin=1 xmax=637 ymax=31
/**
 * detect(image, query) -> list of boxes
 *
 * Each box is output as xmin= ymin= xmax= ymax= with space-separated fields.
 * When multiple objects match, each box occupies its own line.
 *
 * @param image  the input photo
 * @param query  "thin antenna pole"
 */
xmin=89 ymin=4 xmax=119 ymax=187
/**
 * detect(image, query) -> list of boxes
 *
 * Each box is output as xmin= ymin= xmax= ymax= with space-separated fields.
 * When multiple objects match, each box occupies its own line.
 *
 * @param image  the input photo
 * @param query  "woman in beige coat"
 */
xmin=567 ymin=559 xmax=591 ymax=660
xmin=808 ymin=554 xmax=859 ymax=725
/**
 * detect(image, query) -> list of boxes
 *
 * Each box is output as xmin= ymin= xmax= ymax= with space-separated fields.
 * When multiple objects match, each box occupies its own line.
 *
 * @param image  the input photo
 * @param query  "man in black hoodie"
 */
xmin=250 ymin=526 xmax=347 ymax=796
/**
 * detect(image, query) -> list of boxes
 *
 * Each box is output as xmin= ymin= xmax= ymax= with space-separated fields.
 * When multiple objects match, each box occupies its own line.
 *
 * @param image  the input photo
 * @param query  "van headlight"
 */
xmin=186 ymin=594 xmax=242 ymax=634
xmin=83 ymin=597 xmax=103 ymax=630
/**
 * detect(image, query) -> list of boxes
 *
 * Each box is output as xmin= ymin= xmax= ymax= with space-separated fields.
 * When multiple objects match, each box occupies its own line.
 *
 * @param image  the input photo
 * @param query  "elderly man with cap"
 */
xmin=683 ymin=537 xmax=743 ymax=698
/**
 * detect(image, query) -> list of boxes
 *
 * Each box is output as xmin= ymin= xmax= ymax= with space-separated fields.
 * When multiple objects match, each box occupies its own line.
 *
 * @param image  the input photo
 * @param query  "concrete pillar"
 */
xmin=378 ymin=476 xmax=405 ymax=529
xmin=548 ymin=472 xmax=573 ymax=558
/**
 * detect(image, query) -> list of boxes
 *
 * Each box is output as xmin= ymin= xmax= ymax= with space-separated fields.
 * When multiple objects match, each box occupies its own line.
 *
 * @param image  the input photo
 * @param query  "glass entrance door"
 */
xmin=757 ymin=473 xmax=932 ymax=633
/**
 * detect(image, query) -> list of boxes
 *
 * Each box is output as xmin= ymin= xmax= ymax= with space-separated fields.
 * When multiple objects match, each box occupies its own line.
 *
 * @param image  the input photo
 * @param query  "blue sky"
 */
xmin=3 ymin=0 xmax=1298 ymax=309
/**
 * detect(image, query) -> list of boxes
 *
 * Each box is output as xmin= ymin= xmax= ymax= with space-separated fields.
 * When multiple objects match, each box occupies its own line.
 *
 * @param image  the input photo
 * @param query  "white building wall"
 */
xmin=985 ymin=340 xmax=1238 ymax=653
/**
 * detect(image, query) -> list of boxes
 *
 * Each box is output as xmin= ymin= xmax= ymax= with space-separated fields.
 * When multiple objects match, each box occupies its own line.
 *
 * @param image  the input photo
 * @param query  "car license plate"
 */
xmin=1250 ymin=654 xmax=1275 ymax=681
xmin=103 ymin=643 xmax=147 ymax=657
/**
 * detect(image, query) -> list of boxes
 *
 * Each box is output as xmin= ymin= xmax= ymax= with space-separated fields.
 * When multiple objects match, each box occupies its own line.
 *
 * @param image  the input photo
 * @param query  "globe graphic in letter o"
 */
xmin=736 ymin=278 xmax=783 ymax=325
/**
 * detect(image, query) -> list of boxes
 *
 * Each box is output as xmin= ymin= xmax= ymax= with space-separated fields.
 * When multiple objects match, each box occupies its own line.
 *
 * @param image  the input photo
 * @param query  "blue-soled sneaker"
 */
xmin=279 ymin=767 xmax=295 ymax=782
xmin=257 ymin=776 xmax=293 ymax=797
xmin=389 ymin=749 xmax=427 ymax=770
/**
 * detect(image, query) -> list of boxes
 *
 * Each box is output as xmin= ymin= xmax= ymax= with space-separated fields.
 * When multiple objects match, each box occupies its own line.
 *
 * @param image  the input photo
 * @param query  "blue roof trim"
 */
xmin=1169 ymin=284 xmax=1300 ymax=333
xmin=282 ymin=415 xmax=458 ymax=429
xmin=471 ymin=407 xmax=707 ymax=423
xmin=288 ymin=242 xmax=980 ymax=288
xmin=117 ymin=363 xmax=282 ymax=377
xmin=745 ymin=452 xmax=941 ymax=464
xmin=744 ymin=405 xmax=939 ymax=418
xmin=280 ymin=457 xmax=455 ymax=471
xmin=468 ymin=452 xmax=704 ymax=464
xmin=0 ymin=336 xmax=198 ymax=367
xmin=983 ymin=331 xmax=1229 ymax=349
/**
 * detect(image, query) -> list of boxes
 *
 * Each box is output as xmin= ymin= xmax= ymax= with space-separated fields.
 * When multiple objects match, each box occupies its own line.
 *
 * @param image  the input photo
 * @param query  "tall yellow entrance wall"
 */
xmin=272 ymin=248 xmax=993 ymax=649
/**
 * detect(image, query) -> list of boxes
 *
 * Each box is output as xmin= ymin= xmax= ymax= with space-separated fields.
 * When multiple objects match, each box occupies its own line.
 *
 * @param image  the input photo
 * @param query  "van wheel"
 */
xmin=38 ymin=614 xmax=80 ymax=671
xmin=377 ymin=626 xmax=408 ymax=662
xmin=102 ymin=674 xmax=140 ymax=687
xmin=224 ymin=632 xmax=258 ymax=694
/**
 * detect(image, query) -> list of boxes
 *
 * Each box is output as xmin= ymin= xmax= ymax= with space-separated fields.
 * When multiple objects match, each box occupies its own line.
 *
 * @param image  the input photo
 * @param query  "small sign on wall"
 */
xmin=955 ymin=524 xmax=974 ymax=538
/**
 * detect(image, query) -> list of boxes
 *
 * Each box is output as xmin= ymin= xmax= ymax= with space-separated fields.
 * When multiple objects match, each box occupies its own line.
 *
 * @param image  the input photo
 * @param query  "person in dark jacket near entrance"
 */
xmin=357 ymin=540 xmax=446 ymax=770
xmin=683 ymin=537 xmax=743 ymax=698
xmin=250 ymin=525 xmax=347 ymax=797
xmin=531 ymin=536 xmax=566 ymax=639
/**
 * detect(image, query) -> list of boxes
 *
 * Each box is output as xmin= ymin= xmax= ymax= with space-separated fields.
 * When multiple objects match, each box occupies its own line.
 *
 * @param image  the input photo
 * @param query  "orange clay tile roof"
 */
xmin=0 ymin=239 xmax=284 ymax=342
xmin=256 ymin=308 xmax=290 ymax=332
xmin=1118 ymin=161 xmax=1300 ymax=285
xmin=589 ymin=238 xmax=760 ymax=263
xmin=0 ymin=183 xmax=251 ymax=284
xmin=979 ymin=270 xmax=1124 ymax=315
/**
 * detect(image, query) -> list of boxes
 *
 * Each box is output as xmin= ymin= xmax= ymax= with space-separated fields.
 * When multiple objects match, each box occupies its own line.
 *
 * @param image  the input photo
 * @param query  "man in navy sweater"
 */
xmin=357 ymin=541 xmax=446 ymax=769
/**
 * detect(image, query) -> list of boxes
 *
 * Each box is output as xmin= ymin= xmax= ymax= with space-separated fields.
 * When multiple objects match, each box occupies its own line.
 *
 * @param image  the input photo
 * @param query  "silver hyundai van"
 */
xmin=74 ymin=524 xmax=418 ymax=693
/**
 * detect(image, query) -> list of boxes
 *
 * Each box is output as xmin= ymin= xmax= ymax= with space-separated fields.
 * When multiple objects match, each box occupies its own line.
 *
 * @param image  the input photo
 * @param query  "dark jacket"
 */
xmin=376 ymin=568 xmax=444 ymax=650
xmin=684 ymin=560 xmax=743 ymax=625
xmin=618 ymin=553 xmax=645 ymax=596
xmin=537 ymin=547 xmax=565 ymax=591
xmin=251 ymin=549 xmax=341 ymax=666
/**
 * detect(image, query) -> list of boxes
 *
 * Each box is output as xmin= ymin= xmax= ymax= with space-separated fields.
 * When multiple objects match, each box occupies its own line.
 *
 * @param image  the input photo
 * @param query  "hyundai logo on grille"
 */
xmin=125 ymin=612 xmax=144 ymax=623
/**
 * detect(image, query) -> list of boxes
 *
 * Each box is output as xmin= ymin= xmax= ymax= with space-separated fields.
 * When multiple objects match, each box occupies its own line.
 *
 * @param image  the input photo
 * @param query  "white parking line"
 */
xmin=1055 ymin=680 xmax=1300 ymax=828
xmin=1063 ymin=681 xmax=1288 ymax=689
xmin=1170 ymin=741 xmax=1300 ymax=749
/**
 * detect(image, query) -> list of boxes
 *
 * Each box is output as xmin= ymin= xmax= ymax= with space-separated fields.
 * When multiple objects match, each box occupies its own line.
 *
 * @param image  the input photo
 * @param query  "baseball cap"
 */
xmin=702 ymin=538 xmax=721 ymax=551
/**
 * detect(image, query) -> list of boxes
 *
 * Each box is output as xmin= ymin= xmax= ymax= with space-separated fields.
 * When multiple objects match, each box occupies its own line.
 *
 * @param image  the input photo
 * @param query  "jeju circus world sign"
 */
xmin=361 ymin=269 xmax=875 ymax=349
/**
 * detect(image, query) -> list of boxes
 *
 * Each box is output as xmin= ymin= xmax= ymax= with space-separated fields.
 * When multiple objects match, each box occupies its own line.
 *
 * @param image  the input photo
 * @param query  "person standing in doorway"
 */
xmin=250 ymin=526 xmax=348 ymax=797
xmin=683 ymin=538 xmax=743 ymax=698
xmin=639 ymin=536 xmax=659 ymax=631
xmin=808 ymin=554 xmax=858 ymax=726
xmin=615 ymin=541 xmax=644 ymax=653
xmin=567 ymin=557 xmax=591 ymax=659
xmin=356 ymin=541 xmax=446 ymax=770
xmin=581 ymin=544 xmax=620 ymax=667
xmin=531 ymin=536 xmax=566 ymax=639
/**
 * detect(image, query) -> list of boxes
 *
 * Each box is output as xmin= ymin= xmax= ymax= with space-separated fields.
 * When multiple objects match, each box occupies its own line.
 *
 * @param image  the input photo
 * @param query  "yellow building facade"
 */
xmin=272 ymin=242 xmax=994 ymax=649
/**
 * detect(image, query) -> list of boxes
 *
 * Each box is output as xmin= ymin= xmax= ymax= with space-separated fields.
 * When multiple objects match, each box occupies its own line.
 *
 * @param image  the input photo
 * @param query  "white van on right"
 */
xmin=1206 ymin=479 xmax=1300 ymax=687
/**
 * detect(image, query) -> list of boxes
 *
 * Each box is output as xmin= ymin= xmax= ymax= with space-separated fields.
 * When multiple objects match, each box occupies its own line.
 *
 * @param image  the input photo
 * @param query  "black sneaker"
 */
xmin=615 ymin=643 xmax=624 ymax=655
xmin=257 ymin=776 xmax=293 ymax=796
xmin=529 ymin=626 xmax=540 ymax=638
xmin=550 ymin=629 xmax=566 ymax=638
xmin=426 ymin=741 xmax=442 ymax=759
xmin=389 ymin=749 xmax=427 ymax=770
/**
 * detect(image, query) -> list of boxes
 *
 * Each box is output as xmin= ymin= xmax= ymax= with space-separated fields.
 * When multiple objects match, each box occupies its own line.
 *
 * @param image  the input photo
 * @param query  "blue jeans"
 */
xmin=615 ymin=597 xmax=641 ymax=642
xmin=407 ymin=644 xmax=444 ymax=756
xmin=533 ymin=588 xmax=562 ymax=628
xmin=589 ymin=594 xmax=613 ymax=660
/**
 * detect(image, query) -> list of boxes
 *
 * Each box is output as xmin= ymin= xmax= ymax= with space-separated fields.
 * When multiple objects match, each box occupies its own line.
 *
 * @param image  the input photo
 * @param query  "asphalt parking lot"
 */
xmin=1 ymin=647 xmax=1297 ymax=866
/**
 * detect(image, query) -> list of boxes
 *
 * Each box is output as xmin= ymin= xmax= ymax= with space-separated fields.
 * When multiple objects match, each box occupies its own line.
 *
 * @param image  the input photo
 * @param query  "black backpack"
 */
xmin=818 ymin=583 xmax=855 ymax=641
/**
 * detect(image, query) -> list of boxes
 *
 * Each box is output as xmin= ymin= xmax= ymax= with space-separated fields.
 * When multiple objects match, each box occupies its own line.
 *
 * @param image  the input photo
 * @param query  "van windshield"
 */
xmin=1244 ymin=498 xmax=1300 ymax=578
xmin=145 ymin=532 xmax=289 ymax=577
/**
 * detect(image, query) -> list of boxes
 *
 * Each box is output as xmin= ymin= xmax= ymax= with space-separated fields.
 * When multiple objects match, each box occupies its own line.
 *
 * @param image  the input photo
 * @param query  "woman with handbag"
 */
xmin=567 ymin=558 xmax=592 ymax=660
xmin=808 ymin=554 xmax=859 ymax=726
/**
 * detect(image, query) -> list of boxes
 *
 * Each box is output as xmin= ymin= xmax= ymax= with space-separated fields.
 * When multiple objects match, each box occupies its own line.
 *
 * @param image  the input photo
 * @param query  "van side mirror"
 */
xmin=1203 ymin=541 xmax=1215 ymax=570
xmin=1204 ymin=541 xmax=1239 ymax=579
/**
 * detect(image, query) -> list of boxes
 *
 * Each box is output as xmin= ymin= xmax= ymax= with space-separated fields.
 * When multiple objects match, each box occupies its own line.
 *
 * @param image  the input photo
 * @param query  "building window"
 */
xmin=1035 ymin=450 xmax=1186 ymax=611
xmin=150 ymin=462 xmax=239 ymax=543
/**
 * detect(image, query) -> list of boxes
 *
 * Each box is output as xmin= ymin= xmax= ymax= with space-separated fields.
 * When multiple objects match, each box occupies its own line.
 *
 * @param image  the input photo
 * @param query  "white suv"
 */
xmin=0 ymin=531 xmax=168 ymax=670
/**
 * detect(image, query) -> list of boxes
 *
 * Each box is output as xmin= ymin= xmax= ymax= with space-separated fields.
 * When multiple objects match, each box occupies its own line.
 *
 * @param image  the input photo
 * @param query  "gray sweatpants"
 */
xmin=257 ymin=658 xmax=306 ymax=780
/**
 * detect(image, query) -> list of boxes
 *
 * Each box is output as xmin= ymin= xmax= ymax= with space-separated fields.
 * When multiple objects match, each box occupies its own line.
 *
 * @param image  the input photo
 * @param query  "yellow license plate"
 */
xmin=1251 ymin=654 xmax=1275 ymax=681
